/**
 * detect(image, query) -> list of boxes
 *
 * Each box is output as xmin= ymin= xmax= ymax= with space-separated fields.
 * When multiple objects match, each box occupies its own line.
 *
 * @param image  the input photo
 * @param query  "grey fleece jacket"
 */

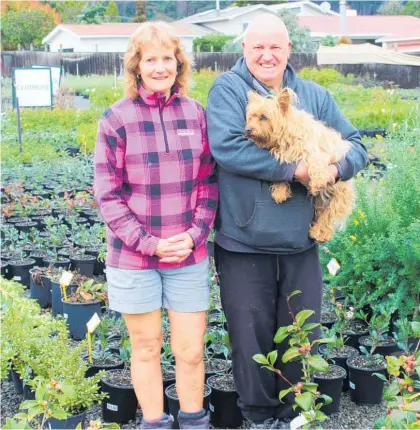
xmin=206 ymin=57 xmax=368 ymax=254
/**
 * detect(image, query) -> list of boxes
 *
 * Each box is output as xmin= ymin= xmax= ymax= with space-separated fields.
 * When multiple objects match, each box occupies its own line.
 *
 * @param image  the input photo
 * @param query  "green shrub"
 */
xmin=320 ymin=126 xmax=420 ymax=320
xmin=193 ymin=35 xmax=236 ymax=53
xmin=298 ymin=68 xmax=355 ymax=88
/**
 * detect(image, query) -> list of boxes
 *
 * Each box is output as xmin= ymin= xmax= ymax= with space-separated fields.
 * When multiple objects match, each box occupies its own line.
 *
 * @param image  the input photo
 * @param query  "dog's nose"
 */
xmin=245 ymin=128 xmax=252 ymax=137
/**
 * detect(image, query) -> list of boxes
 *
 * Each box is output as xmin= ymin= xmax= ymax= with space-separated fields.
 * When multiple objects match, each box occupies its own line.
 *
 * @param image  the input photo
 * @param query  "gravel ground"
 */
xmin=1 ymin=376 xmax=386 ymax=429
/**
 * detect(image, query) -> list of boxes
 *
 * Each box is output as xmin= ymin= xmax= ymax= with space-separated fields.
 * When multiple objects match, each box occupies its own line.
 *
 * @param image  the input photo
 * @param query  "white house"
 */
xmin=176 ymin=1 xmax=338 ymax=36
xmin=42 ymin=22 xmax=216 ymax=53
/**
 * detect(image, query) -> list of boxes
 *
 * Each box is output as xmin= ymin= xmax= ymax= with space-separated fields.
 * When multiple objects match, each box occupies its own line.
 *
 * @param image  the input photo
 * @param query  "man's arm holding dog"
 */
xmin=207 ymin=83 xmax=297 ymax=183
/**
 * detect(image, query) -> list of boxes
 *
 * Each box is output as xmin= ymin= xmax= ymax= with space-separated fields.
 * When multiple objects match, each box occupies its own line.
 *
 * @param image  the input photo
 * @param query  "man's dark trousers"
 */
xmin=214 ymin=243 xmax=323 ymax=422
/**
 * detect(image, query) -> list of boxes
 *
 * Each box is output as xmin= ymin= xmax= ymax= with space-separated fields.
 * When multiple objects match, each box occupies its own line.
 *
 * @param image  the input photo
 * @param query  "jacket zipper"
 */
xmin=159 ymin=103 xmax=169 ymax=154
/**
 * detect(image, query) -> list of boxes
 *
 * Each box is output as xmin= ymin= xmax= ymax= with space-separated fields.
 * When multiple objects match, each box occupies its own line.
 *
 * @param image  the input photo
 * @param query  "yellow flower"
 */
xmin=356 ymin=172 xmax=361 ymax=179
xmin=357 ymin=209 xmax=367 ymax=220
xmin=350 ymin=235 xmax=357 ymax=242
xmin=353 ymin=220 xmax=360 ymax=226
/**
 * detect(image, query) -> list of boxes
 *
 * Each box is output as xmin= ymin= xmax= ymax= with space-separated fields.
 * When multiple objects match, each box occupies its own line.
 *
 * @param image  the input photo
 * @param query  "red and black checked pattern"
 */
xmin=94 ymin=86 xmax=218 ymax=270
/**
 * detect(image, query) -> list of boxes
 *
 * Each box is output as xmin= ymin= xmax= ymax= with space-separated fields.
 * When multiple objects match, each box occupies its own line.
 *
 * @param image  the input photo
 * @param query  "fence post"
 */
xmin=214 ymin=61 xmax=218 ymax=72
xmin=16 ymin=97 xmax=22 ymax=153
xmin=114 ymin=66 xmax=117 ymax=88
xmin=76 ymin=63 xmax=79 ymax=77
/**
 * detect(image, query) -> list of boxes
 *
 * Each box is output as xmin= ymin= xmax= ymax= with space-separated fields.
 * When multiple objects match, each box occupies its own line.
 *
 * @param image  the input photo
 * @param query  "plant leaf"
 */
xmin=307 ymin=355 xmax=329 ymax=372
xmin=279 ymin=388 xmax=292 ymax=403
xmin=253 ymin=354 xmax=269 ymax=365
xmin=268 ymin=350 xmax=278 ymax=366
xmin=288 ymin=290 xmax=302 ymax=299
xmin=274 ymin=326 xmax=290 ymax=344
xmin=302 ymin=323 xmax=321 ymax=332
xmin=372 ymin=372 xmax=387 ymax=382
xmin=303 ymin=383 xmax=318 ymax=394
xmin=282 ymin=347 xmax=302 ymax=363
xmin=296 ymin=310 xmax=315 ymax=327
xmin=295 ymin=392 xmax=313 ymax=412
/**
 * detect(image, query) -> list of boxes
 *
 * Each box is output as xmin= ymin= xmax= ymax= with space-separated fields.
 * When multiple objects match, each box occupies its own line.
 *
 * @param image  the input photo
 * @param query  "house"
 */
xmin=42 ymin=22 xmax=216 ymax=53
xmin=298 ymin=15 xmax=420 ymax=53
xmin=176 ymin=0 xmax=338 ymax=36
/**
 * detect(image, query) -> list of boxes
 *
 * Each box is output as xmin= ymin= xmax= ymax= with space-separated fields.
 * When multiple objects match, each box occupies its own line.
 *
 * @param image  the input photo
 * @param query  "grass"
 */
xmin=61 ymin=74 xmax=124 ymax=95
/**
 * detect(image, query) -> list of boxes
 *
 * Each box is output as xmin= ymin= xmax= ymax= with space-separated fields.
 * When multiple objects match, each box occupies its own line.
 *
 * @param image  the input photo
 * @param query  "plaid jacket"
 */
xmin=94 ymin=85 xmax=218 ymax=270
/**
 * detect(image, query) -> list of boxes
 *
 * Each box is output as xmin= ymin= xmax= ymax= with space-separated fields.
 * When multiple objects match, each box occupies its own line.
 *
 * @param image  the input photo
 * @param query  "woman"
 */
xmin=94 ymin=22 xmax=218 ymax=430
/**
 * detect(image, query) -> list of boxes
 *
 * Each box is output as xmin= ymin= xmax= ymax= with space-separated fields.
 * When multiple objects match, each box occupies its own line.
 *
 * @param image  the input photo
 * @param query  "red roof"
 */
xmin=298 ymin=15 xmax=420 ymax=40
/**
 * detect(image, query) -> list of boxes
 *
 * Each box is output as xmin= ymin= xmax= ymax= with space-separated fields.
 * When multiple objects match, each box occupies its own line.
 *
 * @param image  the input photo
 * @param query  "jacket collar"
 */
xmin=137 ymin=84 xmax=180 ymax=107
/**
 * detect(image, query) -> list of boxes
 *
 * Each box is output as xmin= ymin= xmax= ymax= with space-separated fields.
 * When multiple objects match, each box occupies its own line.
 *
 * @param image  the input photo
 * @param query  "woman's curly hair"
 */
xmin=124 ymin=21 xmax=192 ymax=98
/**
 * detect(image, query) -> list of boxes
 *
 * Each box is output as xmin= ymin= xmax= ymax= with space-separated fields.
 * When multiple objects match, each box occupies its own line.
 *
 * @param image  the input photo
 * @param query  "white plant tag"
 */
xmin=327 ymin=258 xmax=341 ymax=276
xmin=86 ymin=312 xmax=101 ymax=333
xmin=5 ymin=269 xmax=8 ymax=273
xmin=290 ymin=413 xmax=309 ymax=430
xmin=63 ymin=313 xmax=68 ymax=319
xmin=349 ymin=381 xmax=355 ymax=390
xmin=59 ymin=271 xmax=73 ymax=286
xmin=106 ymin=403 xmax=118 ymax=411
xmin=13 ymin=276 xmax=21 ymax=281
xmin=209 ymin=403 xmax=214 ymax=412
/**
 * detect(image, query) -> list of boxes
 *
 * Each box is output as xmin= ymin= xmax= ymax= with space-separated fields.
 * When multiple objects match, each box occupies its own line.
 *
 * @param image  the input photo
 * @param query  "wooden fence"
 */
xmin=1 ymin=51 xmax=419 ymax=89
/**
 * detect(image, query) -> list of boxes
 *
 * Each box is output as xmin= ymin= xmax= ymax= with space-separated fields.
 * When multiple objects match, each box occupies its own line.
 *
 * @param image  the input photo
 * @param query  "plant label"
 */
xmin=13 ymin=276 xmax=21 ymax=281
xmin=63 ymin=313 xmax=68 ymax=319
xmin=349 ymin=381 xmax=355 ymax=390
xmin=59 ymin=271 xmax=73 ymax=286
xmin=106 ymin=403 xmax=118 ymax=411
xmin=87 ymin=312 xmax=101 ymax=333
xmin=209 ymin=403 xmax=214 ymax=412
xmin=327 ymin=258 xmax=341 ymax=276
xmin=290 ymin=413 xmax=309 ymax=430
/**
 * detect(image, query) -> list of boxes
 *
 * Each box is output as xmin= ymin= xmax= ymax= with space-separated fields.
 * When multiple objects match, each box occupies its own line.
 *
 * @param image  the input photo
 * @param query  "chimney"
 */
xmin=216 ymin=0 xmax=220 ymax=16
xmin=339 ymin=0 xmax=347 ymax=35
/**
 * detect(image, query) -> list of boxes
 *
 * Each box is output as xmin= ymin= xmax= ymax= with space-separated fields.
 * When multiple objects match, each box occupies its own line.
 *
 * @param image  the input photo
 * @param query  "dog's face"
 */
xmin=245 ymin=88 xmax=294 ymax=149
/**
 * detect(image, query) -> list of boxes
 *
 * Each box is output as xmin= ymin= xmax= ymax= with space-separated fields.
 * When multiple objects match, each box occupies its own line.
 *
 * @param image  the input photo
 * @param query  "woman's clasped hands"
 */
xmin=155 ymin=232 xmax=195 ymax=263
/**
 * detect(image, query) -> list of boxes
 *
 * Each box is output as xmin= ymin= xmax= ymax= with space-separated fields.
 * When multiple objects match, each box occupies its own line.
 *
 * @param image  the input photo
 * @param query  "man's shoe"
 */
xmin=177 ymin=409 xmax=209 ymax=429
xmin=140 ymin=413 xmax=173 ymax=429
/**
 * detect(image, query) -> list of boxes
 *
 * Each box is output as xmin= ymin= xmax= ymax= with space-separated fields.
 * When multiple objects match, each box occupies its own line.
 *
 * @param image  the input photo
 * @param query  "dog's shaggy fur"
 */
xmin=245 ymin=88 xmax=354 ymax=242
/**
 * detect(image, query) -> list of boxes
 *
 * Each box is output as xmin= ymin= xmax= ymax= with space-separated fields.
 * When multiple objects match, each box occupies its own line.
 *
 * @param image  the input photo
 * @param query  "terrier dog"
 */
xmin=245 ymin=88 xmax=354 ymax=242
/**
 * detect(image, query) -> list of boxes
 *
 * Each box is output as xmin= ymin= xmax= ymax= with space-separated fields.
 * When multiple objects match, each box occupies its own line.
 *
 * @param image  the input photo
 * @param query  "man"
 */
xmin=206 ymin=14 xmax=368 ymax=429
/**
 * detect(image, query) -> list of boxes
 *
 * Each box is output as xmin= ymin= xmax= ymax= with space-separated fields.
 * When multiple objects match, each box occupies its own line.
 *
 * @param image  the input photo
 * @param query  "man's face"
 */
xmin=242 ymin=30 xmax=291 ymax=89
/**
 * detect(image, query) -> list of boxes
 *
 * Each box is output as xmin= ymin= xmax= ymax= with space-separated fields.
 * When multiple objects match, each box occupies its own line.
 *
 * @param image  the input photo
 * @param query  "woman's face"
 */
xmin=138 ymin=43 xmax=178 ymax=98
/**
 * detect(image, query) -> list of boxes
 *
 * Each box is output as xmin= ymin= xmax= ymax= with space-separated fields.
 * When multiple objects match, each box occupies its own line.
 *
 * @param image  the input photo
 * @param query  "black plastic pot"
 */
xmin=47 ymin=409 xmax=86 ymax=429
xmin=344 ymin=321 xmax=369 ymax=350
xmin=50 ymin=281 xmax=77 ymax=317
xmin=29 ymin=251 xmax=49 ymax=267
xmin=69 ymin=255 xmax=96 ymax=277
xmin=346 ymin=356 xmax=386 ymax=405
xmin=86 ymin=248 xmax=105 ymax=276
xmin=8 ymin=258 xmax=36 ymax=288
xmin=163 ymin=374 xmax=176 ymax=414
xmin=29 ymin=269 xmax=52 ymax=308
xmin=1 ymin=261 xmax=10 ymax=279
xmin=14 ymin=221 xmax=38 ymax=234
xmin=314 ymin=365 xmax=346 ymax=415
xmin=358 ymin=335 xmax=400 ymax=357
xmin=62 ymin=299 xmax=102 ymax=340
xmin=206 ymin=374 xmax=243 ymax=428
xmin=10 ymin=368 xmax=23 ymax=395
xmin=23 ymin=383 xmax=35 ymax=400
xmin=207 ymin=241 xmax=214 ymax=258
xmin=165 ymin=383 xmax=211 ymax=429
xmin=43 ymin=257 xmax=71 ymax=269
xmin=85 ymin=356 xmax=124 ymax=378
xmin=318 ymin=344 xmax=359 ymax=392
xmin=101 ymin=370 xmax=137 ymax=424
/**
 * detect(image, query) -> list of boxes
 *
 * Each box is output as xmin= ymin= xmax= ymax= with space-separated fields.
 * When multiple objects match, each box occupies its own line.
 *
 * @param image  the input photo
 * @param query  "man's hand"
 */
xmin=155 ymin=233 xmax=194 ymax=264
xmin=294 ymin=161 xmax=339 ymax=187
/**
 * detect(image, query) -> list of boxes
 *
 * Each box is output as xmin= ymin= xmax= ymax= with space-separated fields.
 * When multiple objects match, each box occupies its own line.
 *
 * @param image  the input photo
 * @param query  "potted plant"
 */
xmin=373 ymin=323 xmax=419 ymax=429
xmin=253 ymin=290 xmax=334 ymax=428
xmin=62 ymin=279 xmax=107 ymax=340
xmin=101 ymin=334 xmax=138 ymax=424
xmin=203 ymin=326 xmax=232 ymax=380
xmin=206 ymin=329 xmax=243 ymax=429
xmin=48 ymin=268 xmax=82 ymax=317
xmin=346 ymin=309 xmax=389 ymax=405
xmin=29 ymin=266 xmax=52 ymax=308
xmin=43 ymin=221 xmax=71 ymax=269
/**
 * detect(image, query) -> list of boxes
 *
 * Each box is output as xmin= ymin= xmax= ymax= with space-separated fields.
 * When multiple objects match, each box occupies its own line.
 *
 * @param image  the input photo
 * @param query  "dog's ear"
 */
xmin=276 ymin=88 xmax=293 ymax=112
xmin=247 ymin=91 xmax=261 ymax=103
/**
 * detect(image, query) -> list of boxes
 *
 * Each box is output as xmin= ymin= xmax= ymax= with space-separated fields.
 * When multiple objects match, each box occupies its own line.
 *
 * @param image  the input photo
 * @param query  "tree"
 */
xmin=194 ymin=35 xmax=236 ymax=52
xmin=132 ymin=1 xmax=147 ymax=23
xmin=378 ymin=1 xmax=404 ymax=15
xmin=46 ymin=1 xmax=87 ymax=23
xmin=403 ymin=0 xmax=420 ymax=17
xmin=277 ymin=9 xmax=317 ymax=53
xmin=1 ymin=9 xmax=56 ymax=49
xmin=233 ymin=0 xmax=287 ymax=6
xmin=79 ymin=4 xmax=106 ymax=24
xmin=105 ymin=0 xmax=120 ymax=22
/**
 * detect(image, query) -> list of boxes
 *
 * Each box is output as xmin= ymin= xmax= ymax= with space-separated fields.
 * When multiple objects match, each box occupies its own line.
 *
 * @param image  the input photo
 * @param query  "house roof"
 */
xmin=42 ymin=22 xmax=215 ymax=44
xmin=179 ymin=0 xmax=337 ymax=25
xmin=298 ymin=15 xmax=420 ymax=40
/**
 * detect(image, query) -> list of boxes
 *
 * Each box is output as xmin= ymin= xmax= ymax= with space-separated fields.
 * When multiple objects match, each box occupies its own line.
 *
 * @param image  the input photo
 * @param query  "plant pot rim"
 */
xmin=8 ymin=258 xmax=36 ymax=266
xmin=165 ymin=382 xmax=211 ymax=400
xmin=83 ymin=355 xmax=124 ymax=368
xmin=101 ymin=369 xmax=133 ymax=389
xmin=49 ymin=408 xmax=87 ymax=420
xmin=206 ymin=373 xmax=236 ymax=392
xmin=346 ymin=356 xmax=386 ymax=372
xmin=313 ymin=364 xmax=347 ymax=380
xmin=318 ymin=343 xmax=360 ymax=358
xmin=358 ymin=335 xmax=397 ymax=347
xmin=62 ymin=299 xmax=102 ymax=306
xmin=69 ymin=255 xmax=97 ymax=261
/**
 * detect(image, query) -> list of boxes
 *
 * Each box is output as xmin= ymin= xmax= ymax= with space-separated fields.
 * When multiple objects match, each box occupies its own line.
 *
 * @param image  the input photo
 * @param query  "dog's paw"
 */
xmin=309 ymin=223 xmax=333 ymax=242
xmin=271 ymin=184 xmax=291 ymax=203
